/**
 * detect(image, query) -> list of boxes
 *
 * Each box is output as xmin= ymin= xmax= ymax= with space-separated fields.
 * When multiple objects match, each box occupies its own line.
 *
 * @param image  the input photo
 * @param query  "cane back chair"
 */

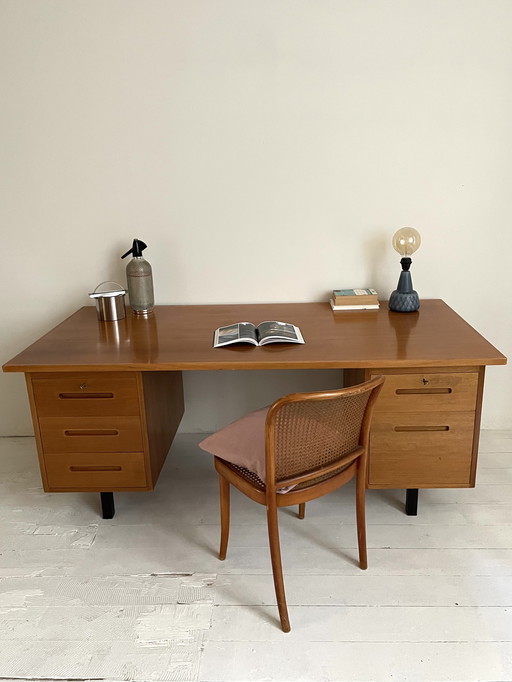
xmin=213 ymin=375 xmax=384 ymax=632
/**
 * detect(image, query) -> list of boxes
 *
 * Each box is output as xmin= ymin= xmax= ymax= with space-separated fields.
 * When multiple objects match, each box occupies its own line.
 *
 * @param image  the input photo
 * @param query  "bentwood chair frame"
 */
xmin=214 ymin=375 xmax=385 ymax=632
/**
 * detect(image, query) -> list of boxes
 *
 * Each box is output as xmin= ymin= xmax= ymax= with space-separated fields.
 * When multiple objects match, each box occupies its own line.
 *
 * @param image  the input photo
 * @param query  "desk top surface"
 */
xmin=3 ymin=300 xmax=507 ymax=373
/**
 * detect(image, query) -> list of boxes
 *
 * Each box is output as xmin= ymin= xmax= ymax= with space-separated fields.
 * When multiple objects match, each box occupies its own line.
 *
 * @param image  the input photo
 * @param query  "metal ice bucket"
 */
xmin=89 ymin=281 xmax=126 ymax=321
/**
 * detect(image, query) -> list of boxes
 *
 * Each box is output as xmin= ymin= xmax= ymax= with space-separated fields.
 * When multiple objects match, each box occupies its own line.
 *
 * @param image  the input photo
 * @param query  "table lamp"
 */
xmin=389 ymin=227 xmax=421 ymax=312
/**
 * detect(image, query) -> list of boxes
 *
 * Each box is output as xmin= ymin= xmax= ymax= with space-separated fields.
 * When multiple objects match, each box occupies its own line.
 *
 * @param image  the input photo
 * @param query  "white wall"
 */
xmin=1 ymin=0 xmax=511 ymax=436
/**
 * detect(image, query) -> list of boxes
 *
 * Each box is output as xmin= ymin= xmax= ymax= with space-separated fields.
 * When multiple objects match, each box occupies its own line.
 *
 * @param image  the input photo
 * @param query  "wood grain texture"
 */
xmin=25 ymin=373 xmax=50 ymax=491
xmin=2 ymin=300 xmax=507 ymax=373
xmin=43 ymin=451 xmax=147 ymax=490
xmin=38 ymin=416 xmax=143 ymax=453
xmin=31 ymin=372 xmax=140 ymax=416
xmin=369 ymin=411 xmax=475 ymax=487
xmin=141 ymin=371 xmax=184 ymax=487
xmin=370 ymin=371 xmax=479 ymax=413
xmin=469 ymin=366 xmax=486 ymax=487
xmin=26 ymin=371 xmax=182 ymax=492
xmin=347 ymin=366 xmax=484 ymax=490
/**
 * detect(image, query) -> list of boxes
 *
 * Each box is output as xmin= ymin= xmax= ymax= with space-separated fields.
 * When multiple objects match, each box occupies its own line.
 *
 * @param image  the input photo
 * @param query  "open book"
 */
xmin=213 ymin=321 xmax=305 ymax=348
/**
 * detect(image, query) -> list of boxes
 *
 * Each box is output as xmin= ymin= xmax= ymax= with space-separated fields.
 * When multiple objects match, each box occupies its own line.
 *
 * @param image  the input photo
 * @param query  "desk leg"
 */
xmin=405 ymin=489 xmax=418 ymax=516
xmin=100 ymin=492 xmax=115 ymax=519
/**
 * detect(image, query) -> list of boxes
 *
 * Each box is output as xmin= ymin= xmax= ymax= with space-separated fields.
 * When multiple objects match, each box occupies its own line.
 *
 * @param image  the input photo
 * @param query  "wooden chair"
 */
xmin=213 ymin=376 xmax=384 ymax=632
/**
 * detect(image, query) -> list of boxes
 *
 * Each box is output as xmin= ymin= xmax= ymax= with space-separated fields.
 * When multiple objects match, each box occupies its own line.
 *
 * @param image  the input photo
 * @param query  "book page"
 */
xmin=213 ymin=322 xmax=258 ymax=347
xmin=256 ymin=321 xmax=305 ymax=345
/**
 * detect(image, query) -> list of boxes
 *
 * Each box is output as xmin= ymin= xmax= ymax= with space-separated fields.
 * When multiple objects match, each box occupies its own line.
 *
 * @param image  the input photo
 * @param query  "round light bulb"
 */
xmin=392 ymin=227 xmax=421 ymax=257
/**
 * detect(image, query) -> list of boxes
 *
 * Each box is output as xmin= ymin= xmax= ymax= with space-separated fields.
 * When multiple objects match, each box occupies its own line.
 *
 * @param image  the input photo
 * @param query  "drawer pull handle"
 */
xmin=59 ymin=392 xmax=115 ymax=400
xmin=394 ymin=425 xmax=450 ymax=432
xmin=69 ymin=465 xmax=122 ymax=472
xmin=64 ymin=429 xmax=119 ymax=437
xmin=395 ymin=388 xmax=452 ymax=395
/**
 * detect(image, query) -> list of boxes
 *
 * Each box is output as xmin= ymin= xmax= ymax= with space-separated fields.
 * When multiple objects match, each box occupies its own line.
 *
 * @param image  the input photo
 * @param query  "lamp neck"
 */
xmin=400 ymin=257 xmax=412 ymax=272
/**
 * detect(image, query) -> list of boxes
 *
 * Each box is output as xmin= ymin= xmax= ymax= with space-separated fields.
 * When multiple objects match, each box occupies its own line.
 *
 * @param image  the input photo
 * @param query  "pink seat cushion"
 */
xmin=198 ymin=406 xmax=268 ymax=481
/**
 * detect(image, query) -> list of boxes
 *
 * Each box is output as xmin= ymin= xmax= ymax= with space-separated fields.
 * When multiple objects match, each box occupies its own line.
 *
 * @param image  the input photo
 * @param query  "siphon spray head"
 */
xmin=121 ymin=239 xmax=147 ymax=259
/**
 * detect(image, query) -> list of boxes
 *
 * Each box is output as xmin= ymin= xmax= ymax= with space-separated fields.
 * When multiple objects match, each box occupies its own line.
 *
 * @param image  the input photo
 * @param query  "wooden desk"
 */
xmin=3 ymin=300 xmax=506 ymax=518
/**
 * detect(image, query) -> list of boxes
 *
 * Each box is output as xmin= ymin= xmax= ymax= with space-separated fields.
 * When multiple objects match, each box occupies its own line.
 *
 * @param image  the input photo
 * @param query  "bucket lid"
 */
xmin=89 ymin=281 xmax=126 ymax=299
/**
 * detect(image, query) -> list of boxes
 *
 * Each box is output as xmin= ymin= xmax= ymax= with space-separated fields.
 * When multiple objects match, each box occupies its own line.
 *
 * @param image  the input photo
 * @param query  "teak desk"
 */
xmin=3 ymin=300 xmax=506 ymax=518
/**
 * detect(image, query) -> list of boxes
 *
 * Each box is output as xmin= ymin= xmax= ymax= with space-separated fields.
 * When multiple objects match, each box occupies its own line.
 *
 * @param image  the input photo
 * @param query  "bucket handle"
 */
xmin=93 ymin=281 xmax=125 ymax=294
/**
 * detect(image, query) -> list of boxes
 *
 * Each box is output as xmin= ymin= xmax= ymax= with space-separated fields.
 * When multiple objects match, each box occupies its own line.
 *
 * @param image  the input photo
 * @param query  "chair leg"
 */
xmin=219 ymin=475 xmax=230 ymax=560
xmin=298 ymin=503 xmax=306 ymax=519
xmin=355 ymin=466 xmax=368 ymax=570
xmin=266 ymin=503 xmax=291 ymax=632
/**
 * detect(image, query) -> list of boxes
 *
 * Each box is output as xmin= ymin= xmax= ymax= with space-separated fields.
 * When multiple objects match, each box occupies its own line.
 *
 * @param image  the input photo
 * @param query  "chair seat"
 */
xmin=221 ymin=458 xmax=354 ymax=493
xmin=223 ymin=461 xmax=265 ymax=489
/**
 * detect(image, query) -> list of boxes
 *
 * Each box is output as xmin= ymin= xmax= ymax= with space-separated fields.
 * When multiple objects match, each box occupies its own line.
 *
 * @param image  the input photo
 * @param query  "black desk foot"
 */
xmin=405 ymin=488 xmax=418 ymax=516
xmin=100 ymin=492 xmax=115 ymax=519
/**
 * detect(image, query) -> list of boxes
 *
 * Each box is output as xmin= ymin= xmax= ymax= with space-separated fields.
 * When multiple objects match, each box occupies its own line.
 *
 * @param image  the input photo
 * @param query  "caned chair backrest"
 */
xmin=265 ymin=377 xmax=384 ymax=490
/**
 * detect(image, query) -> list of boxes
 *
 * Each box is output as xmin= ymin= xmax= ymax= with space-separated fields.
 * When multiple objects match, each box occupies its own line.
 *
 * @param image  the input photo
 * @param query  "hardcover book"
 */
xmin=329 ymin=299 xmax=379 ymax=311
xmin=213 ymin=321 xmax=304 ymax=348
xmin=332 ymin=288 xmax=378 ymax=305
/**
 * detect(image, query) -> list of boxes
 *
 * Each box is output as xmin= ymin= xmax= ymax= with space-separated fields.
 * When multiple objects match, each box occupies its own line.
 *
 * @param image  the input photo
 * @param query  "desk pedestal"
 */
xmin=345 ymin=366 xmax=485 ymax=513
xmin=25 ymin=370 xmax=184 ymax=516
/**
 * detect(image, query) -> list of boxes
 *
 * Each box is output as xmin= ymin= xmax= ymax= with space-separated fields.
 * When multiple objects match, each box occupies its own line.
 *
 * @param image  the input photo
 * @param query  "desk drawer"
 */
xmin=371 ymin=372 xmax=478 ymax=413
xmin=369 ymin=411 xmax=475 ymax=486
xmin=39 ymin=416 xmax=143 ymax=453
xmin=31 ymin=373 xmax=140 ymax=417
xmin=44 ymin=452 xmax=147 ymax=490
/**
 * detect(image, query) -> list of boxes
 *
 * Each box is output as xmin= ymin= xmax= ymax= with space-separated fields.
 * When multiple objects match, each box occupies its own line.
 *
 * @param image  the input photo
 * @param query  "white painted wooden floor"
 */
xmin=1 ymin=431 xmax=512 ymax=681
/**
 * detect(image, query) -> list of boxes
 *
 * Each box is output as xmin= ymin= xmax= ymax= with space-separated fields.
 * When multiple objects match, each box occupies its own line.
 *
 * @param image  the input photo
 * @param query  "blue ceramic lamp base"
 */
xmin=389 ymin=258 xmax=420 ymax=313
xmin=389 ymin=289 xmax=420 ymax=312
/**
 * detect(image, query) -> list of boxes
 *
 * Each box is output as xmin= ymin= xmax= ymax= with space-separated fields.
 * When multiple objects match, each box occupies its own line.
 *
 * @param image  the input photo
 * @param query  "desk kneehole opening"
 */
xmin=394 ymin=425 xmax=450 ymax=432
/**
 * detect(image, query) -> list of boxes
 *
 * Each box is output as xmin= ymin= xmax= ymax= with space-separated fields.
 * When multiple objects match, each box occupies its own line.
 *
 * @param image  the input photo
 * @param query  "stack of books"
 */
xmin=329 ymin=288 xmax=380 ymax=311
